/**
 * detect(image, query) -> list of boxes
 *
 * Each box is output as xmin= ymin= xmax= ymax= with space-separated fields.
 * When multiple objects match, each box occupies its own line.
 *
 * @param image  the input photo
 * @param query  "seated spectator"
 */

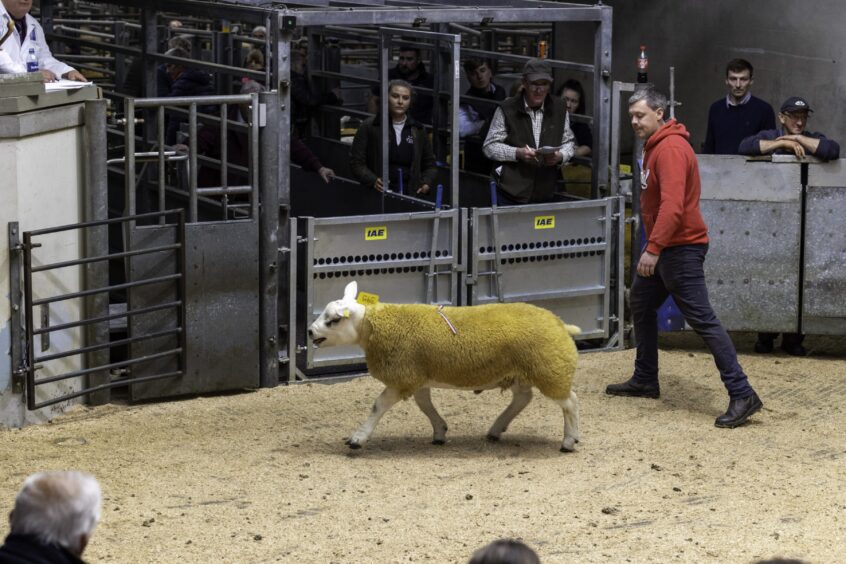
xmin=739 ymin=96 xmax=840 ymax=357
xmin=0 ymin=471 xmax=102 ymax=564
xmin=557 ymin=79 xmax=593 ymax=157
xmin=459 ymin=59 xmax=506 ymax=137
xmin=459 ymin=59 xmax=506 ymax=174
xmin=122 ymin=35 xmax=191 ymax=98
xmin=163 ymin=47 xmax=214 ymax=99
xmin=468 ymin=539 xmax=541 ymax=564
xmin=187 ymin=81 xmax=335 ymax=188
xmin=162 ymin=46 xmax=215 ymax=144
xmin=388 ymin=46 xmax=434 ymax=125
xmin=251 ymin=25 xmax=267 ymax=41
xmin=349 ymin=79 xmax=437 ymax=196
xmin=244 ymin=48 xmax=264 ymax=73
xmin=291 ymin=48 xmax=342 ymax=138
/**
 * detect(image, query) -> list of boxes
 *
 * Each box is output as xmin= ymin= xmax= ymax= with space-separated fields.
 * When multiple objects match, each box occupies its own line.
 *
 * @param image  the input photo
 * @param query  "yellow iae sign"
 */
xmin=356 ymin=292 xmax=380 ymax=306
xmin=534 ymin=216 xmax=555 ymax=229
xmin=365 ymin=226 xmax=387 ymax=240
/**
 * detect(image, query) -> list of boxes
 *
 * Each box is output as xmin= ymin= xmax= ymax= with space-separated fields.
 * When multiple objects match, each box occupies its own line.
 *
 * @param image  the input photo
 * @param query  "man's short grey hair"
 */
xmin=10 ymin=471 xmax=102 ymax=554
xmin=629 ymin=88 xmax=668 ymax=115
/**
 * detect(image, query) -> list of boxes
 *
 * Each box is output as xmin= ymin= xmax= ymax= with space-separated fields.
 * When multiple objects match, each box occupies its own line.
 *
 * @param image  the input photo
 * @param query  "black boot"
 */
xmin=714 ymin=392 xmax=763 ymax=428
xmin=754 ymin=332 xmax=775 ymax=354
xmin=605 ymin=377 xmax=660 ymax=399
xmin=780 ymin=333 xmax=806 ymax=357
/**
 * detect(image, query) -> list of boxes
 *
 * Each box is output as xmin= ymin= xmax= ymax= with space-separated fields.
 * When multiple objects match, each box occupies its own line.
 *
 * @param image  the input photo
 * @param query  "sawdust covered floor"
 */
xmin=1 ymin=332 xmax=845 ymax=563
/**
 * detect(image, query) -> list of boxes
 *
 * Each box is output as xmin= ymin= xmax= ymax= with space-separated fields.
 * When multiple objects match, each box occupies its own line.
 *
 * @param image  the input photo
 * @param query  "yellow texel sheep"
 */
xmin=308 ymin=281 xmax=581 ymax=452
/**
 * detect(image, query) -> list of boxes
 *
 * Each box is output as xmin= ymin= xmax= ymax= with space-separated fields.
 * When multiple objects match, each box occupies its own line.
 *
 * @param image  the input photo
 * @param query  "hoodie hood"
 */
xmin=645 ymin=119 xmax=690 ymax=151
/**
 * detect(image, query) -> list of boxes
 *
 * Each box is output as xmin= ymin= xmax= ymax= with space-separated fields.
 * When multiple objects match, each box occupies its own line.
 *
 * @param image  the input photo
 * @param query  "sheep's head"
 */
xmin=308 ymin=281 xmax=366 ymax=348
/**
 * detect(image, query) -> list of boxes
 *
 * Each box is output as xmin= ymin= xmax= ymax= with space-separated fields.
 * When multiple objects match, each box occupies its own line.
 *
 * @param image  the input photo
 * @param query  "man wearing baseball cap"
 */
xmin=483 ymin=58 xmax=575 ymax=204
xmin=739 ymin=96 xmax=840 ymax=161
xmin=739 ymin=96 xmax=840 ymax=357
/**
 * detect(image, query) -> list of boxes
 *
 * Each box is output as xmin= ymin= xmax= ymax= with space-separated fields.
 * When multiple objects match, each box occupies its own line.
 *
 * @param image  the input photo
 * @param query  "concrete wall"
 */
xmin=1 ymin=116 xmax=85 ymax=427
xmin=556 ymin=0 xmax=845 ymax=154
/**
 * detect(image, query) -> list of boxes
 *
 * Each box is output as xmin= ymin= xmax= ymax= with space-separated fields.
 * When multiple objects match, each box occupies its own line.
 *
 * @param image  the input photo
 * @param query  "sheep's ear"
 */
xmin=343 ymin=281 xmax=358 ymax=302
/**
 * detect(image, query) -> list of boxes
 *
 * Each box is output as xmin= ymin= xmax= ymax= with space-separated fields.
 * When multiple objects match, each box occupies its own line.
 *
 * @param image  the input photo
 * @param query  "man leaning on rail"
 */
xmin=739 ymin=96 xmax=841 ymax=357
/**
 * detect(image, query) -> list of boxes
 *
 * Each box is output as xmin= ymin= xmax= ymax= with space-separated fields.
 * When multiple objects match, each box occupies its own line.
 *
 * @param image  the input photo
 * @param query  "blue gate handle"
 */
xmin=435 ymin=184 xmax=443 ymax=210
xmin=489 ymin=180 xmax=497 ymax=207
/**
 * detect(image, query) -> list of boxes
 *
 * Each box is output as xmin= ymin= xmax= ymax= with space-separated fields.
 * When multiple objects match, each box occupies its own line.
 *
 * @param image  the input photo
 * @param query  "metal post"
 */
xmin=259 ymin=90 xmax=280 ymax=388
xmin=379 ymin=31 xmax=390 ymax=212
xmin=592 ymin=5 xmax=613 ymax=199
xmin=83 ymin=99 xmax=111 ymax=405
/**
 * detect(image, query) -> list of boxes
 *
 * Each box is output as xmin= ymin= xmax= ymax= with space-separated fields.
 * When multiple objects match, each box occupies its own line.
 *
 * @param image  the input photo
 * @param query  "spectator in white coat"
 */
xmin=0 ymin=0 xmax=85 ymax=81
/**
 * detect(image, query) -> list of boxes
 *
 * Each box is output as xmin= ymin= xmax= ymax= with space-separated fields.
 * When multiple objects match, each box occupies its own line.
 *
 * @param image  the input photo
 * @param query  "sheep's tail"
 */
xmin=564 ymin=324 xmax=581 ymax=336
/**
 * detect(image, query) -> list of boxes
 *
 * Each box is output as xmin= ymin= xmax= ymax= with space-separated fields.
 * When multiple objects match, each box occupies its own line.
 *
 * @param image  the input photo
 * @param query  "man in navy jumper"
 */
xmin=739 ymin=96 xmax=840 ymax=357
xmin=702 ymin=59 xmax=775 ymax=154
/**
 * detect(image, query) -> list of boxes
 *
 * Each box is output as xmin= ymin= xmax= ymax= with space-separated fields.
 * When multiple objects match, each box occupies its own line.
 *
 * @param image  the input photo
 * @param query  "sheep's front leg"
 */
xmin=346 ymin=386 xmax=403 ymax=449
xmin=413 ymin=388 xmax=448 ymax=445
xmin=487 ymin=384 xmax=533 ymax=441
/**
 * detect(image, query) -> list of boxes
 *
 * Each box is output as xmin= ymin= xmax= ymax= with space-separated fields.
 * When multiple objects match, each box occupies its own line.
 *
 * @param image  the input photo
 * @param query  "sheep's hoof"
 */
xmin=486 ymin=434 xmax=500 ymax=442
xmin=473 ymin=390 xmax=484 ymax=395
xmin=432 ymin=439 xmax=445 ymax=446
xmin=347 ymin=442 xmax=362 ymax=450
xmin=560 ymin=438 xmax=577 ymax=452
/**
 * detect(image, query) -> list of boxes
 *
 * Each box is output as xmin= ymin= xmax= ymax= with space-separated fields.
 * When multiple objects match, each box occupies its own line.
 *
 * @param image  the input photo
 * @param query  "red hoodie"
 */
xmin=641 ymin=119 xmax=709 ymax=255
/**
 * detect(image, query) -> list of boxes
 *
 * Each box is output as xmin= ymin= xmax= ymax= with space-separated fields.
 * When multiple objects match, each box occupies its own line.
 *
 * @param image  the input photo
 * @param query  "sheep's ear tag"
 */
xmin=356 ymin=292 xmax=379 ymax=306
xmin=343 ymin=309 xmax=350 ymax=318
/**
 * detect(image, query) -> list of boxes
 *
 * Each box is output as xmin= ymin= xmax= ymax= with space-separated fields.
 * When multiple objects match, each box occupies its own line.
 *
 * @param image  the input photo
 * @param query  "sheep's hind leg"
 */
xmin=347 ymin=386 xmax=402 ymax=449
xmin=552 ymin=389 xmax=580 ymax=452
xmin=413 ymin=388 xmax=448 ymax=445
xmin=486 ymin=383 xmax=533 ymax=442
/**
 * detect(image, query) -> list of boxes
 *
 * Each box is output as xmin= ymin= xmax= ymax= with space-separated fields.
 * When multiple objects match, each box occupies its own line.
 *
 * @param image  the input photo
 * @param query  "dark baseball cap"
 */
xmin=523 ymin=58 xmax=553 ymax=82
xmin=780 ymin=96 xmax=813 ymax=113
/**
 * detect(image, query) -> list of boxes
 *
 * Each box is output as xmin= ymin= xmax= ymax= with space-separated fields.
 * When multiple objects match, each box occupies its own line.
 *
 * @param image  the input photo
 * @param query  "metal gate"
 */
xmin=468 ymin=197 xmax=624 ymax=342
xmin=298 ymin=207 xmax=464 ymax=374
xmin=123 ymin=94 xmax=265 ymax=400
xmin=8 ymin=211 xmax=186 ymax=410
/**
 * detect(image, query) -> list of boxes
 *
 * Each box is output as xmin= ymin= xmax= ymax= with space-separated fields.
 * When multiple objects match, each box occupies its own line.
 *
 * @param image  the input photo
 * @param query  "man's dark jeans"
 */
xmin=631 ymin=243 xmax=754 ymax=399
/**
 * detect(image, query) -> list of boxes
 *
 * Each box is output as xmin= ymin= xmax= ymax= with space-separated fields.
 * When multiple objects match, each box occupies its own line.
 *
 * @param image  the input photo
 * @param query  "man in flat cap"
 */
xmin=483 ymin=58 xmax=575 ymax=204
xmin=739 ymin=96 xmax=840 ymax=357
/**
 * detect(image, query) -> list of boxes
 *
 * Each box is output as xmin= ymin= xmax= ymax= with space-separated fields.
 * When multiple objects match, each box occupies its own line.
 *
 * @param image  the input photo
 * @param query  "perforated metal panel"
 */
xmin=301 ymin=208 xmax=463 ymax=368
xmin=468 ymin=198 xmax=621 ymax=339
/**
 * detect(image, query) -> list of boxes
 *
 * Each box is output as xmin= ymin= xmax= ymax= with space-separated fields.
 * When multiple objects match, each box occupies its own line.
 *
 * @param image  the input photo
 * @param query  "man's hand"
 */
xmin=761 ymin=138 xmax=806 ymax=158
xmin=637 ymin=251 xmax=659 ymax=278
xmin=516 ymin=145 xmax=538 ymax=164
xmin=416 ymin=184 xmax=430 ymax=195
xmin=62 ymin=70 xmax=87 ymax=82
xmin=40 ymin=69 xmax=58 ymax=82
xmin=374 ymin=178 xmax=384 ymax=192
xmin=318 ymin=167 xmax=335 ymax=184
xmin=777 ymin=134 xmax=820 ymax=156
xmin=542 ymin=150 xmax=563 ymax=166
xmin=778 ymin=138 xmax=806 ymax=158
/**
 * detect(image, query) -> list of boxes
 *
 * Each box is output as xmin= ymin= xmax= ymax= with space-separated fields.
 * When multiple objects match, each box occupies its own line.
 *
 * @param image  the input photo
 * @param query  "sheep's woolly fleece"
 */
xmin=359 ymin=302 xmax=579 ymax=399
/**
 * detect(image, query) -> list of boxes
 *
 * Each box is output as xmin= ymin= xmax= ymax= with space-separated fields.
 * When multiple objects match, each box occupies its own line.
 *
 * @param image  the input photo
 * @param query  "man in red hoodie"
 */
xmin=606 ymin=88 xmax=763 ymax=428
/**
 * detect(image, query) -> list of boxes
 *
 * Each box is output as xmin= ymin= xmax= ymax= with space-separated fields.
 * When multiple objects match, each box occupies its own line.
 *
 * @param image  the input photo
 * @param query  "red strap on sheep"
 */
xmin=436 ymin=305 xmax=457 ymax=336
